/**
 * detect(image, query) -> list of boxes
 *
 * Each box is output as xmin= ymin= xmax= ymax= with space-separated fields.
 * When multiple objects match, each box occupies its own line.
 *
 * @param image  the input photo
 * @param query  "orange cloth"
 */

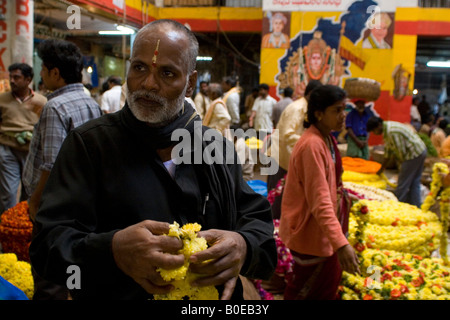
xmin=279 ymin=125 xmax=349 ymax=257
xmin=342 ymin=157 xmax=381 ymax=174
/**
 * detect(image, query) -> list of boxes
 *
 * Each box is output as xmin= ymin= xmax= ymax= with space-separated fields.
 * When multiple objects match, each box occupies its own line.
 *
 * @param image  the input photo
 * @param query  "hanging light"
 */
xmin=196 ymin=56 xmax=213 ymax=61
xmin=426 ymin=60 xmax=450 ymax=68
xmin=99 ymin=25 xmax=135 ymax=35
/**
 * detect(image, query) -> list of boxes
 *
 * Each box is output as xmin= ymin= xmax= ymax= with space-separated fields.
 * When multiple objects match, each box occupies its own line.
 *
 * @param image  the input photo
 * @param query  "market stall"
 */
xmin=339 ymin=161 xmax=450 ymax=300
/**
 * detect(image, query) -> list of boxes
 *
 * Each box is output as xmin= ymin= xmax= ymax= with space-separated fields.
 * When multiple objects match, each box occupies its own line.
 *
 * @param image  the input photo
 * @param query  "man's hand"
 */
xmin=112 ymin=220 xmax=184 ymax=294
xmin=357 ymin=139 xmax=367 ymax=149
xmin=189 ymin=229 xmax=247 ymax=300
xmin=337 ymin=244 xmax=360 ymax=275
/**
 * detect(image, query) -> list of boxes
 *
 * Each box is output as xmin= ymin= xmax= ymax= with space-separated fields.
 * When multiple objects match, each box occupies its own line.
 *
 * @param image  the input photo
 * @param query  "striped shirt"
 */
xmin=383 ymin=121 xmax=426 ymax=162
xmin=23 ymin=83 xmax=102 ymax=196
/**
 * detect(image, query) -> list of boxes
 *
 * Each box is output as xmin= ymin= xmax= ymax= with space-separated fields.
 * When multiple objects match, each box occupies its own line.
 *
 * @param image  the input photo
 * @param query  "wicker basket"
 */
xmin=344 ymin=77 xmax=381 ymax=101
xmin=0 ymin=202 xmax=33 ymax=262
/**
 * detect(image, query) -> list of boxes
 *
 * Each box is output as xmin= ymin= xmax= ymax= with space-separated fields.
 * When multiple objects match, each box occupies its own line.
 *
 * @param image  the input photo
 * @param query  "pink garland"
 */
xmin=345 ymin=188 xmax=366 ymax=200
xmin=267 ymin=176 xmax=286 ymax=205
xmin=255 ymin=176 xmax=294 ymax=300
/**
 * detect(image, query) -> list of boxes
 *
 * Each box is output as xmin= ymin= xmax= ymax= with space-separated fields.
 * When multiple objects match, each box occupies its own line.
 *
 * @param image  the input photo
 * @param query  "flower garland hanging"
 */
xmin=421 ymin=162 xmax=448 ymax=212
xmin=420 ymin=162 xmax=449 ymax=265
xmin=439 ymin=187 xmax=449 ymax=266
xmin=349 ymin=200 xmax=371 ymax=253
xmin=267 ymin=176 xmax=286 ymax=205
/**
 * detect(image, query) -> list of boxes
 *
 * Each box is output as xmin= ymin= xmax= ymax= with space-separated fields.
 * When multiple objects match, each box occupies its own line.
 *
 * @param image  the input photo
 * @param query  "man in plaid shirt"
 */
xmin=22 ymin=39 xmax=102 ymax=299
xmin=367 ymin=116 xmax=427 ymax=207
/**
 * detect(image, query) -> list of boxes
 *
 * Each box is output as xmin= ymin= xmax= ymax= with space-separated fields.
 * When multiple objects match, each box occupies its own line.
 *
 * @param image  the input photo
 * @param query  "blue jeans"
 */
xmin=0 ymin=144 xmax=28 ymax=214
xmin=394 ymin=149 xmax=427 ymax=208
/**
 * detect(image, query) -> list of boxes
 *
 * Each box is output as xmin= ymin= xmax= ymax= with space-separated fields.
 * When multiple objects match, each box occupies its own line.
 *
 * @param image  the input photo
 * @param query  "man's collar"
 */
xmin=12 ymin=88 xmax=34 ymax=103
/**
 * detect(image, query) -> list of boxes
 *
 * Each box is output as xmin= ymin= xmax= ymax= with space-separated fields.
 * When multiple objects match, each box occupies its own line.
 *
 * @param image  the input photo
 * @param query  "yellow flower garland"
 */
xmin=343 ymin=171 xmax=387 ymax=189
xmin=0 ymin=253 xmax=34 ymax=299
xmin=421 ymin=162 xmax=448 ymax=212
xmin=342 ymin=163 xmax=450 ymax=299
xmin=420 ymin=162 xmax=449 ymax=265
xmin=153 ymin=222 xmax=219 ymax=300
xmin=349 ymin=200 xmax=441 ymax=257
xmin=380 ymin=172 xmax=398 ymax=189
xmin=340 ymin=249 xmax=450 ymax=300
xmin=440 ymin=188 xmax=449 ymax=265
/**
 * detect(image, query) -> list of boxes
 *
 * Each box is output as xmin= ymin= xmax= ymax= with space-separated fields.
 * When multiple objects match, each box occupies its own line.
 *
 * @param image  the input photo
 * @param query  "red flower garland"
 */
xmin=0 ymin=201 xmax=33 ymax=262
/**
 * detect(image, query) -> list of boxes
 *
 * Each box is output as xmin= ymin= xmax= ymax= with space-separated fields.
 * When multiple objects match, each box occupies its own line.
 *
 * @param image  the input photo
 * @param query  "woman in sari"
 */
xmin=279 ymin=85 xmax=360 ymax=300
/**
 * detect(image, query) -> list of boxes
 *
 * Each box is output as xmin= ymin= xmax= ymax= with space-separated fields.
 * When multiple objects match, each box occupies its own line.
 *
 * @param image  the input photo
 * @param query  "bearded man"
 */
xmin=29 ymin=19 xmax=276 ymax=300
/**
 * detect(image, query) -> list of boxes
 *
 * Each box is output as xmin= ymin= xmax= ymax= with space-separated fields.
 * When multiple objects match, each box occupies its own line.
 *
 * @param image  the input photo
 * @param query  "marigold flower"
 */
xmin=154 ymin=221 xmax=218 ymax=300
xmin=0 ymin=253 xmax=34 ymax=299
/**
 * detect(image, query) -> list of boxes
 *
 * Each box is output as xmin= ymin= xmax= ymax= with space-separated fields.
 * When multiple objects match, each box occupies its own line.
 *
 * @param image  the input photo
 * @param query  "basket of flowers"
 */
xmin=0 ymin=201 xmax=33 ymax=262
xmin=343 ymin=77 xmax=381 ymax=102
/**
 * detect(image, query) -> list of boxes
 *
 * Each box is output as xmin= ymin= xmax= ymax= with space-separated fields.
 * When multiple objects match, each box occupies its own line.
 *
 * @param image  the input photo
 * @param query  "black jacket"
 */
xmin=29 ymin=105 xmax=277 ymax=300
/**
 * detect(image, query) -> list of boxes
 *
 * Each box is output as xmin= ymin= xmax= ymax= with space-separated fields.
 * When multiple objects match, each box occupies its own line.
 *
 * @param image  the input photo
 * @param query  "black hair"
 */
xmin=439 ymin=119 xmax=449 ymax=130
xmin=304 ymin=85 xmax=346 ymax=128
xmin=304 ymin=80 xmax=323 ymax=97
xmin=366 ymin=116 xmax=384 ymax=132
xmin=100 ymin=80 xmax=110 ymax=94
xmin=108 ymin=76 xmax=122 ymax=86
xmin=259 ymin=83 xmax=269 ymax=91
xmin=283 ymin=87 xmax=293 ymax=98
xmin=222 ymin=76 xmax=237 ymax=87
xmin=37 ymin=39 xmax=83 ymax=84
xmin=8 ymin=63 xmax=34 ymax=79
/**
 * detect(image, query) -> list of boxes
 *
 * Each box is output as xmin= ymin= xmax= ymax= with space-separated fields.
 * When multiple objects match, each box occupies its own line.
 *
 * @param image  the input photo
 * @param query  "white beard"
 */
xmin=126 ymin=85 xmax=187 ymax=127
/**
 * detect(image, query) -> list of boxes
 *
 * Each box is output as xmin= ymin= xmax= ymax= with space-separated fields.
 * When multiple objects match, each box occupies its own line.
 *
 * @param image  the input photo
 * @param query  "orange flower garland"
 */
xmin=342 ymin=157 xmax=382 ymax=174
xmin=0 ymin=201 xmax=33 ymax=262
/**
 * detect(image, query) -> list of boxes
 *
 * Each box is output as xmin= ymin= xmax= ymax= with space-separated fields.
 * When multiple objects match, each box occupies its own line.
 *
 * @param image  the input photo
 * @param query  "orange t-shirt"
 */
xmin=279 ymin=125 xmax=349 ymax=257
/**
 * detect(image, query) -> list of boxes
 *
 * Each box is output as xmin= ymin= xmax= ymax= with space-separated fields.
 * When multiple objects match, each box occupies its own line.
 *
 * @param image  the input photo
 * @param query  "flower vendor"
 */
xmin=29 ymin=20 xmax=277 ymax=300
xmin=366 ymin=116 xmax=427 ymax=207
xmin=0 ymin=63 xmax=46 ymax=214
xmin=345 ymin=99 xmax=374 ymax=160
xmin=279 ymin=85 xmax=360 ymax=300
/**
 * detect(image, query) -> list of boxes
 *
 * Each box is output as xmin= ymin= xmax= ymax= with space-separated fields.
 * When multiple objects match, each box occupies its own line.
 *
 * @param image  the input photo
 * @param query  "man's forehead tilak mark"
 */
xmin=152 ymin=39 xmax=160 ymax=68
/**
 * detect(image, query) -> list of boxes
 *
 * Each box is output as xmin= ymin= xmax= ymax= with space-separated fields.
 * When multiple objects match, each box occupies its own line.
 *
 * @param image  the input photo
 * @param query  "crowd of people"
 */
xmin=0 ymin=18 xmax=446 ymax=301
